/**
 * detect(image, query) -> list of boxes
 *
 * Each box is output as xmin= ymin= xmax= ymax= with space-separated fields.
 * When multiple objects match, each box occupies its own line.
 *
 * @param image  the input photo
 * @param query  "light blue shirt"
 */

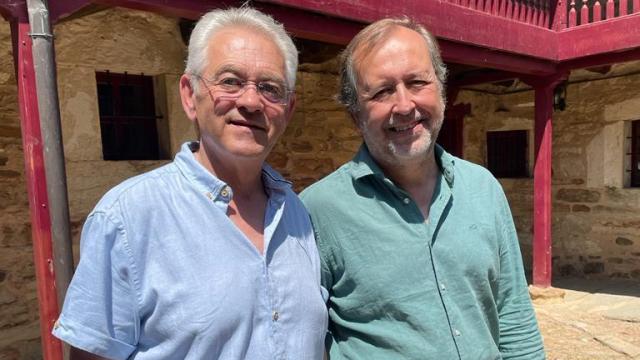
xmin=53 ymin=142 xmax=328 ymax=360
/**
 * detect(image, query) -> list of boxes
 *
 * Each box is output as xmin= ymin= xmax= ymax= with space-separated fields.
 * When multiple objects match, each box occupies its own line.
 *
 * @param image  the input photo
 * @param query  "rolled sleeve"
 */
xmin=496 ymin=191 xmax=545 ymax=359
xmin=53 ymin=211 xmax=140 ymax=359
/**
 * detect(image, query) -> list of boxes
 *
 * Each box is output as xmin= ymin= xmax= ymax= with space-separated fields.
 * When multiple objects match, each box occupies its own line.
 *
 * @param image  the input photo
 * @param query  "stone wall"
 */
xmin=457 ymin=67 xmax=640 ymax=279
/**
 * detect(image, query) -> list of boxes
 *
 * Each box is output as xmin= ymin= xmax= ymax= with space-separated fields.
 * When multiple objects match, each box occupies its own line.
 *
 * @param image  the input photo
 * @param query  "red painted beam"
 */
xmin=556 ymin=13 xmax=640 ymax=60
xmin=12 ymin=17 xmax=64 ymax=360
xmin=49 ymin=0 xmax=94 ymax=23
xmin=448 ymin=70 xmax=520 ymax=87
xmin=559 ymin=46 xmax=640 ymax=71
xmin=441 ymin=41 xmax=557 ymax=75
xmin=257 ymin=0 xmax=559 ymax=60
xmin=0 ymin=0 xmax=27 ymax=21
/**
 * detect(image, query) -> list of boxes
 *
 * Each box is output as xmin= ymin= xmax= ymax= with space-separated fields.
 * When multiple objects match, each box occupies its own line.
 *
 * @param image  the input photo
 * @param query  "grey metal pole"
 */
xmin=26 ymin=0 xmax=74 ymax=308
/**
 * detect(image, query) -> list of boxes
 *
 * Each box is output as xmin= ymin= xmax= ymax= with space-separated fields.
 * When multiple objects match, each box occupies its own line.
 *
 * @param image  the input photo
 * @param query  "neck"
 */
xmin=375 ymin=149 xmax=440 ymax=219
xmin=194 ymin=142 xmax=264 ymax=196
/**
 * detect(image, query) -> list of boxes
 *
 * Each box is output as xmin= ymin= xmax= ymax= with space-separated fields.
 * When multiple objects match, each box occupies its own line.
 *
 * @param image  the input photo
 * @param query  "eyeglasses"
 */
xmin=193 ymin=74 xmax=292 ymax=105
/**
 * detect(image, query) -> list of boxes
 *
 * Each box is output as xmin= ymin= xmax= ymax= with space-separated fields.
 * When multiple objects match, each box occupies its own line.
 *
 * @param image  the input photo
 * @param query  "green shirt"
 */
xmin=300 ymin=144 xmax=544 ymax=360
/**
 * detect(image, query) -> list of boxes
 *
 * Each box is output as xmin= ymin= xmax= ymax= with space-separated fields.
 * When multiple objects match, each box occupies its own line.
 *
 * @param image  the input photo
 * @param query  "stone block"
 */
xmin=556 ymin=188 xmax=601 ymax=203
xmin=571 ymin=204 xmax=590 ymax=212
xmin=615 ymin=237 xmax=633 ymax=246
xmin=583 ymin=262 xmax=605 ymax=274
xmin=607 ymin=257 xmax=624 ymax=264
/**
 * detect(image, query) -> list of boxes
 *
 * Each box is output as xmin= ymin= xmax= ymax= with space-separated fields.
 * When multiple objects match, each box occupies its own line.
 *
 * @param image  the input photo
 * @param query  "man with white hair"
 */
xmin=301 ymin=17 xmax=544 ymax=359
xmin=53 ymin=7 xmax=327 ymax=359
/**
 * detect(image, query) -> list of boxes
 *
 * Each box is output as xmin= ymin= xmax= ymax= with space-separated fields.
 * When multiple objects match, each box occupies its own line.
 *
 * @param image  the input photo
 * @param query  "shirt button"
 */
xmin=454 ymin=329 xmax=461 ymax=337
xmin=205 ymin=192 xmax=213 ymax=200
xmin=403 ymin=197 xmax=410 ymax=204
xmin=272 ymin=311 xmax=279 ymax=321
xmin=440 ymin=283 xmax=446 ymax=291
xmin=53 ymin=320 xmax=60 ymax=330
xmin=220 ymin=186 xmax=230 ymax=198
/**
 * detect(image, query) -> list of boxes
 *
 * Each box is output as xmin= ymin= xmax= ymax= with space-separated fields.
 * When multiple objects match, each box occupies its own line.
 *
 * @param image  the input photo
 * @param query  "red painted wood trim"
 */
xmin=258 ymin=0 xmax=559 ymax=60
xmin=606 ymin=0 xmax=614 ymax=18
xmin=620 ymin=0 xmax=628 ymax=16
xmin=559 ymin=46 xmax=640 ymax=70
xmin=593 ymin=0 xmax=602 ymax=22
xmin=523 ymin=73 xmax=567 ymax=288
xmin=533 ymin=84 xmax=553 ymax=288
xmin=12 ymin=18 xmax=64 ymax=360
xmin=557 ymin=13 xmax=640 ymax=59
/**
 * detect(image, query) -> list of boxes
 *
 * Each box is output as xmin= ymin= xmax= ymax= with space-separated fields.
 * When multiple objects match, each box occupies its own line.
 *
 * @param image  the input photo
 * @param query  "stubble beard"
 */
xmin=362 ymin=108 xmax=445 ymax=166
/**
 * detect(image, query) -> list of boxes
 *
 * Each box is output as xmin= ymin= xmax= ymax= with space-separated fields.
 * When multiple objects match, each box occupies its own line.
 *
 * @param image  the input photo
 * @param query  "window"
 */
xmin=631 ymin=120 xmax=640 ymax=187
xmin=96 ymin=71 xmax=161 ymax=160
xmin=486 ymin=130 xmax=528 ymax=178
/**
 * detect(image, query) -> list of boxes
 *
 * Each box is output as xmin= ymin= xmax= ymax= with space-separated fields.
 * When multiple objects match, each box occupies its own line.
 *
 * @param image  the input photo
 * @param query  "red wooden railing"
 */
xmin=567 ymin=0 xmax=640 ymax=27
xmin=446 ymin=0 xmax=555 ymax=28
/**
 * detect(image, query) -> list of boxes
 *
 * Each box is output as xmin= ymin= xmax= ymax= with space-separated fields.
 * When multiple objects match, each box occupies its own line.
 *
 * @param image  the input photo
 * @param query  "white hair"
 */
xmin=185 ymin=7 xmax=298 ymax=91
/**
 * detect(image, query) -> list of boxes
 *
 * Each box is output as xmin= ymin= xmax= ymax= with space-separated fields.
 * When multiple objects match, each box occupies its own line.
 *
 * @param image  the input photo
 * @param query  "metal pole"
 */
xmin=26 ymin=0 xmax=74 ymax=307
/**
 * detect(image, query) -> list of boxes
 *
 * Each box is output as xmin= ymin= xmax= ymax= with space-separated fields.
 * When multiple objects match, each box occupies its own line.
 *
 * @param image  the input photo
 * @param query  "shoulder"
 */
xmin=92 ymin=162 xmax=179 ymax=216
xmin=299 ymin=162 xmax=354 ymax=211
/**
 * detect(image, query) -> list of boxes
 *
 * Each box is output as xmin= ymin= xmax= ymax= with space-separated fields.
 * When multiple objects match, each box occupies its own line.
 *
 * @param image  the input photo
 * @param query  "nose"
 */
xmin=234 ymin=83 xmax=263 ymax=113
xmin=391 ymin=86 xmax=415 ymax=116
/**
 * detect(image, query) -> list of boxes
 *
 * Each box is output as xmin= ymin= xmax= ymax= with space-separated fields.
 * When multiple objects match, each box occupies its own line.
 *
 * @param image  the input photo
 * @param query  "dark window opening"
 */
xmin=631 ymin=120 xmax=640 ymax=187
xmin=96 ymin=71 xmax=160 ymax=160
xmin=487 ymin=130 xmax=528 ymax=178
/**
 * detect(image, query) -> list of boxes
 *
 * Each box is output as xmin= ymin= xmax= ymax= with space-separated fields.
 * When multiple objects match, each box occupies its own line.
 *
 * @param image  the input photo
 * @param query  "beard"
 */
xmin=361 ymin=107 xmax=444 ymax=166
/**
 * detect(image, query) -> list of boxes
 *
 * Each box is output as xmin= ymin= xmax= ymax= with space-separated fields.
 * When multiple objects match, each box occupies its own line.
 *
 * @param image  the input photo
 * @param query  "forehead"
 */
xmin=205 ymin=26 xmax=286 ymax=77
xmin=354 ymin=27 xmax=433 ymax=85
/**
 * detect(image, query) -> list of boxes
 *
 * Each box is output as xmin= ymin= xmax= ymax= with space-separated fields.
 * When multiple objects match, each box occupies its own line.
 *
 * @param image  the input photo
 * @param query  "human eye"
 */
xmin=408 ymin=79 xmax=429 ymax=89
xmin=217 ymin=76 xmax=243 ymax=90
xmin=370 ymin=87 xmax=393 ymax=101
xmin=258 ymin=81 xmax=286 ymax=101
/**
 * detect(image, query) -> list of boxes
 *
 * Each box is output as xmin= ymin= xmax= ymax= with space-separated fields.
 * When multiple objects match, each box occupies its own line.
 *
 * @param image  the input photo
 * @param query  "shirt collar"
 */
xmin=349 ymin=142 xmax=456 ymax=186
xmin=174 ymin=142 xmax=292 ymax=196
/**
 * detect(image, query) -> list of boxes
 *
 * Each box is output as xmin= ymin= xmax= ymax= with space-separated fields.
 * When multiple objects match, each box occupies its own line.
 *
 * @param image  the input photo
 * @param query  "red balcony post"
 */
xmin=606 ymin=0 xmax=615 ymax=18
xmin=593 ymin=0 xmax=602 ymax=21
xmin=634 ymin=0 xmax=639 ymax=14
xmin=552 ymin=0 xmax=568 ymax=29
xmin=580 ymin=0 xmax=589 ymax=24
xmin=11 ymin=16 xmax=64 ymax=360
xmin=523 ymin=73 xmax=568 ymax=288
xmin=569 ymin=0 xmax=577 ymax=26
xmin=620 ymin=0 xmax=628 ymax=15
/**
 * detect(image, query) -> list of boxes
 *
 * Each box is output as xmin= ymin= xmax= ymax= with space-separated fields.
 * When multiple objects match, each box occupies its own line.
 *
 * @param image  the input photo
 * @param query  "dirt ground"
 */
xmin=533 ymin=278 xmax=640 ymax=359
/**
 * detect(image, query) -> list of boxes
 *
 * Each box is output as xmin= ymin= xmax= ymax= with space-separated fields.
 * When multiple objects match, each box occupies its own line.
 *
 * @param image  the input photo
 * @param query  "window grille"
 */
xmin=486 ymin=130 xmax=529 ymax=178
xmin=96 ymin=71 xmax=160 ymax=160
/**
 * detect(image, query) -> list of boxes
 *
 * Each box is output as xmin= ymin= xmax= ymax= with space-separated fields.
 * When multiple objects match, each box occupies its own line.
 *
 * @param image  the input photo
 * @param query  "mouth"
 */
xmin=228 ymin=119 xmax=266 ymax=131
xmin=388 ymin=119 xmax=425 ymax=133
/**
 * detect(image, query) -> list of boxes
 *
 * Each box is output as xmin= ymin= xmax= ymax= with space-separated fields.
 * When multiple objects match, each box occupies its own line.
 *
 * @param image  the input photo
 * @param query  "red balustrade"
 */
xmin=566 ymin=0 xmax=639 ymax=27
xmin=444 ymin=0 xmax=639 ymax=28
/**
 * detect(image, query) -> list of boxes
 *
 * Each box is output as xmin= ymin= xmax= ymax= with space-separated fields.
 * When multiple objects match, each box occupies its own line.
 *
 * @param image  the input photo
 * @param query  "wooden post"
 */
xmin=580 ymin=0 xmax=589 ymax=24
xmin=606 ymin=0 xmax=615 ymax=18
xmin=593 ymin=0 xmax=602 ymax=21
xmin=11 ymin=17 xmax=64 ymax=360
xmin=523 ymin=73 xmax=568 ymax=288
xmin=569 ymin=0 xmax=577 ymax=27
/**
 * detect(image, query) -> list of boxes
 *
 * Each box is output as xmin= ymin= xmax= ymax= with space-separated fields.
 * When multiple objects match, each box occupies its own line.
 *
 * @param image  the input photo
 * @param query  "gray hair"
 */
xmin=338 ymin=17 xmax=448 ymax=114
xmin=185 ymin=7 xmax=298 ymax=91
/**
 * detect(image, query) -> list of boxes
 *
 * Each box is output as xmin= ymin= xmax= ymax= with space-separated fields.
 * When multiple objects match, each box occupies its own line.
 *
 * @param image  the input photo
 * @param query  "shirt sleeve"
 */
xmin=495 ymin=189 xmax=546 ymax=359
xmin=52 ymin=211 xmax=139 ymax=360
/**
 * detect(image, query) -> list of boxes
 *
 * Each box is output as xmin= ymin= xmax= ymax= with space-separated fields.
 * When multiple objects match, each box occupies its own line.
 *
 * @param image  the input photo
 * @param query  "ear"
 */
xmin=284 ymin=92 xmax=297 ymax=125
xmin=179 ymin=74 xmax=198 ymax=122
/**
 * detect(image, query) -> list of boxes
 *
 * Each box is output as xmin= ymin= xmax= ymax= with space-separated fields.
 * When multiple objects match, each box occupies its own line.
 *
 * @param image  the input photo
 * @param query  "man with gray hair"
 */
xmin=53 ymin=7 xmax=327 ymax=359
xmin=301 ymin=17 xmax=544 ymax=359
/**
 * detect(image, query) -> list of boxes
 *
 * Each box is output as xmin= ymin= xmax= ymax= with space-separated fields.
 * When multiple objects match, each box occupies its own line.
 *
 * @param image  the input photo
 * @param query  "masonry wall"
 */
xmin=457 ymin=68 xmax=640 ymax=279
